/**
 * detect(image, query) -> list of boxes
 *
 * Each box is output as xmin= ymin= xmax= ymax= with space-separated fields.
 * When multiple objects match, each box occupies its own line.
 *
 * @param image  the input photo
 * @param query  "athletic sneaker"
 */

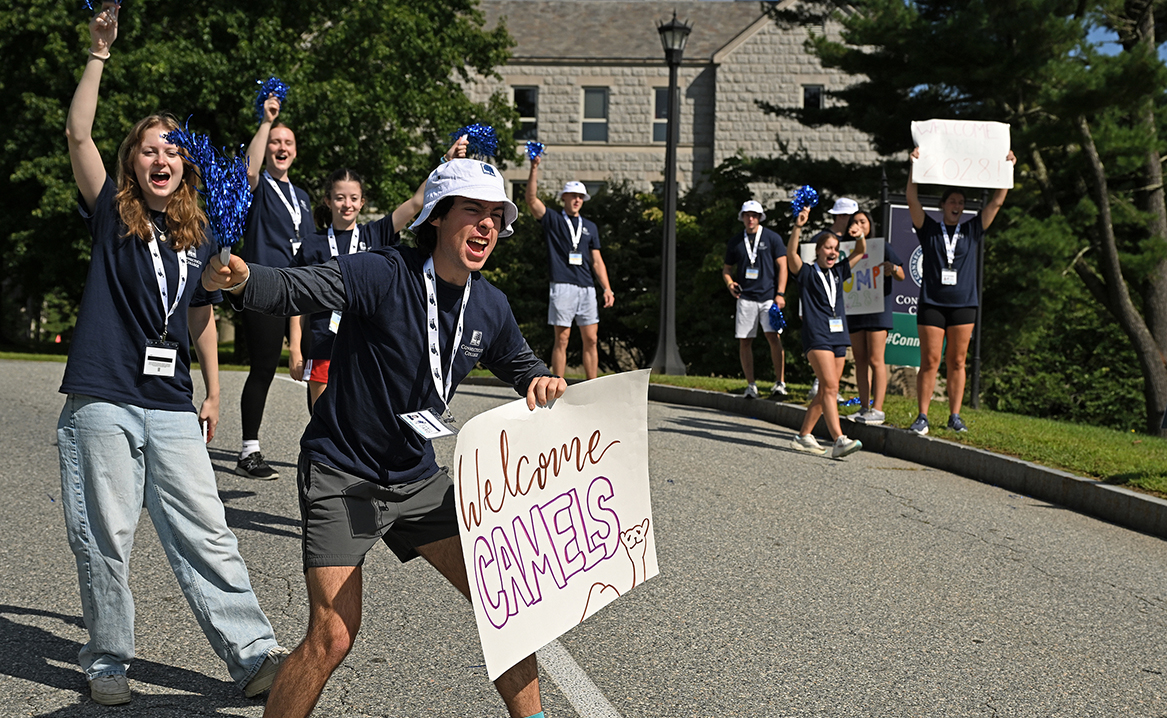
xmin=947 ymin=413 xmax=969 ymax=433
xmin=791 ymin=434 xmax=826 ymax=454
xmin=908 ymin=414 xmax=929 ymax=436
xmin=847 ymin=409 xmax=867 ymax=423
xmin=831 ymin=435 xmax=863 ymax=459
xmin=244 ymin=646 xmax=290 ymax=698
xmin=743 ymin=384 xmax=760 ymax=400
xmin=90 ymin=674 xmax=131 ymax=706
xmin=770 ymin=382 xmax=788 ymax=398
xmin=236 ymin=452 xmax=279 ymax=480
xmin=863 ymin=409 xmax=886 ymax=425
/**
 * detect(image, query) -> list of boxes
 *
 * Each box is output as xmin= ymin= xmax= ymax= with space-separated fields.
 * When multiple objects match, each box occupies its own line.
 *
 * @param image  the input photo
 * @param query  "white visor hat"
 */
xmin=827 ymin=197 xmax=859 ymax=215
xmin=409 ymin=159 xmax=518 ymax=238
xmin=738 ymin=200 xmax=766 ymax=222
xmin=561 ymin=181 xmax=592 ymax=202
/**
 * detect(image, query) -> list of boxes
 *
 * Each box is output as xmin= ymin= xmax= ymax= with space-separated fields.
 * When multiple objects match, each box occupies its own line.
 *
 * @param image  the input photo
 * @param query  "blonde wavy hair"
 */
xmin=115 ymin=114 xmax=208 ymax=252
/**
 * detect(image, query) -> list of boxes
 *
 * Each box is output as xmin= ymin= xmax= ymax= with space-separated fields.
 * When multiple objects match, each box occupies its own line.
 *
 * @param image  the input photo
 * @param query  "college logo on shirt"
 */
xmin=184 ymin=249 xmax=202 ymax=270
xmin=470 ymin=330 xmax=482 ymax=346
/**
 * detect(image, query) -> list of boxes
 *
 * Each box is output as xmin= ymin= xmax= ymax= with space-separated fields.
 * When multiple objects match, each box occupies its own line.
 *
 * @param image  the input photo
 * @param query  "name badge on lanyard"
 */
xmin=816 ymin=263 xmax=844 ymax=333
xmin=743 ymin=228 xmax=763 ymax=282
xmin=941 ymin=269 xmax=958 ymax=286
xmin=398 ymin=257 xmax=471 ymax=440
xmin=569 ymin=252 xmax=584 ymax=266
xmin=326 ymin=225 xmax=363 ymax=334
xmin=263 ymin=171 xmax=303 ymax=254
xmin=829 ymin=317 xmax=844 ymax=333
xmin=564 ymin=212 xmax=585 ymax=266
xmin=745 ymin=267 xmax=760 ymax=280
xmin=941 ymin=223 xmax=961 ymax=287
xmin=143 ymin=226 xmax=188 ymax=378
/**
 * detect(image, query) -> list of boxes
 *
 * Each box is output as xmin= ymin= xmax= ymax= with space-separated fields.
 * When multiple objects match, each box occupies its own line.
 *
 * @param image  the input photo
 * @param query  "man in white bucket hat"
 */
xmin=202 ymin=158 xmax=564 ymax=718
xmin=722 ymin=199 xmax=789 ymax=399
xmin=525 ymin=155 xmax=615 ymax=380
xmin=811 ymin=196 xmax=859 ymax=245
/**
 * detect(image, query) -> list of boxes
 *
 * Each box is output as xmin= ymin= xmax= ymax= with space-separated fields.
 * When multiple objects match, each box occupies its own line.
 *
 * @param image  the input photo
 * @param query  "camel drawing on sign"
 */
xmin=580 ymin=516 xmax=651 ymax=622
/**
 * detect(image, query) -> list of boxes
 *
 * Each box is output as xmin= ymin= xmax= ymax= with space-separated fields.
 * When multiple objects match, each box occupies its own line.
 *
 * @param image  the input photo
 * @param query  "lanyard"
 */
xmin=743 ymin=227 xmax=762 ymax=266
xmin=562 ymin=211 xmax=583 ymax=252
xmin=940 ymin=221 xmax=962 ymax=268
xmin=815 ymin=263 xmax=838 ymax=317
xmin=423 ymin=256 xmax=471 ymax=421
xmin=327 ymin=224 xmax=361 ymax=258
xmin=263 ymin=171 xmax=302 ymax=238
xmin=148 ymin=224 xmax=188 ymax=340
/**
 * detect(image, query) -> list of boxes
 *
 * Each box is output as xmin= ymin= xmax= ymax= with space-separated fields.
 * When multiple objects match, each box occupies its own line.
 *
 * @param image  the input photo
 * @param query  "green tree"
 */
xmin=0 ymin=0 xmax=516 ymax=347
xmin=755 ymin=0 xmax=1167 ymax=435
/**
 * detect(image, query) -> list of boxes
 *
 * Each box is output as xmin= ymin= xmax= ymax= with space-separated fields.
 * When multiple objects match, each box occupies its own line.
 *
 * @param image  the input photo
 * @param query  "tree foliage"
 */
xmin=0 ymin=0 xmax=517 ymax=346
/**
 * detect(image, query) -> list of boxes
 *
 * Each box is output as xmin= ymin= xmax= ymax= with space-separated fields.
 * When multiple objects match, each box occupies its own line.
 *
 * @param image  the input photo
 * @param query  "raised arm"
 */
xmin=906 ymin=147 xmax=926 ymax=229
xmin=786 ymin=207 xmax=810 ymax=275
xmin=66 ymin=3 xmax=119 ymax=212
xmin=525 ymin=155 xmax=547 ymax=220
xmin=980 ymin=150 xmax=1017 ymax=229
xmin=245 ymin=96 xmax=280 ymax=191
xmin=847 ymin=231 xmax=867 ymax=269
xmin=391 ymin=136 xmax=468 ymax=231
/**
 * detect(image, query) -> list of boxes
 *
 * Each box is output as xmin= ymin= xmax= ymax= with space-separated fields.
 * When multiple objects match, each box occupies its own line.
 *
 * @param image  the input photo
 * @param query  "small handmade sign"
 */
xmin=910 ymin=119 xmax=1013 ymax=189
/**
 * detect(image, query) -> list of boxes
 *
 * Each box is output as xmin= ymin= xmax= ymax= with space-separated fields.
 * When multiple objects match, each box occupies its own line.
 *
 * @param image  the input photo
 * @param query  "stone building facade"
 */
xmin=468 ymin=0 xmax=879 ymax=202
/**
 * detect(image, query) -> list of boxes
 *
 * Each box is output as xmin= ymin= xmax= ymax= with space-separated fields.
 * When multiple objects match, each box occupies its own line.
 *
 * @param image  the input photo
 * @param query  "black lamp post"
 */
xmin=650 ymin=12 xmax=691 ymax=375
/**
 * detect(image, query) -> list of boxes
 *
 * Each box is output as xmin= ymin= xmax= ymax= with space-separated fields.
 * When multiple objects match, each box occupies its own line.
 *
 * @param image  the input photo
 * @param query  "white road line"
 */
xmin=537 ymin=639 xmax=623 ymax=718
xmin=274 ymin=375 xmax=305 ymax=385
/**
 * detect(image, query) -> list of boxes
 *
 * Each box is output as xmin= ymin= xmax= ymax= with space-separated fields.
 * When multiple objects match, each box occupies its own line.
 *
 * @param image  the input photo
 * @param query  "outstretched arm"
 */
xmin=981 ymin=150 xmax=1017 ymax=230
xmin=906 ymin=147 xmax=926 ymax=229
xmin=525 ymin=155 xmax=547 ymax=220
xmin=246 ymin=96 xmax=280 ymax=191
xmin=786 ymin=207 xmax=810 ymax=275
xmin=391 ymin=136 xmax=468 ymax=230
xmin=66 ymin=3 xmax=119 ymax=212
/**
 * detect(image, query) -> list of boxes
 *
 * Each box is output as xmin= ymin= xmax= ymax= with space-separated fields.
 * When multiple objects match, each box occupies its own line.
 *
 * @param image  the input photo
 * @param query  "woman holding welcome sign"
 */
xmin=906 ymin=145 xmax=1016 ymax=435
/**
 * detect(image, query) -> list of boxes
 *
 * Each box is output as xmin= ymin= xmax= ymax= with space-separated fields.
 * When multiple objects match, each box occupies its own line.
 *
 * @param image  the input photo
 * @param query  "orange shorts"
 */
xmin=306 ymin=359 xmax=330 ymax=384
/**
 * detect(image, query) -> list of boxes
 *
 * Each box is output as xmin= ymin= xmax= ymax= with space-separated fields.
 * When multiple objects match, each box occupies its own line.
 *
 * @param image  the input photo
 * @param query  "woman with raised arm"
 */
xmin=58 ymin=3 xmax=284 ymax=706
xmin=906 ymin=147 xmax=1016 ymax=435
xmin=845 ymin=209 xmax=905 ymax=426
xmin=787 ymin=205 xmax=867 ymax=459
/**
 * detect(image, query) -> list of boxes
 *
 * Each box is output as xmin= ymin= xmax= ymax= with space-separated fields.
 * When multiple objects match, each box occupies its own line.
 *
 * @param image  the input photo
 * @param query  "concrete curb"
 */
xmin=647 ymin=384 xmax=1167 ymax=540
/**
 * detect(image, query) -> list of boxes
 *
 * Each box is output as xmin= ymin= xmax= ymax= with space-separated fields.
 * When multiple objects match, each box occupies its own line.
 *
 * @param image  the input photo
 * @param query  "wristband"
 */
xmin=88 ymin=49 xmax=110 ymax=61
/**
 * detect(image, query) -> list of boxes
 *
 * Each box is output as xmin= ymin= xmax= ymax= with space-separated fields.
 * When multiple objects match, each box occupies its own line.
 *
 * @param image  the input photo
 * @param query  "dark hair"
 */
xmin=940 ymin=188 xmax=966 ymax=204
xmin=314 ymin=167 xmax=365 ymax=229
xmin=814 ymin=230 xmax=840 ymax=253
xmin=413 ymin=196 xmax=457 ymax=255
xmin=847 ymin=210 xmax=874 ymax=238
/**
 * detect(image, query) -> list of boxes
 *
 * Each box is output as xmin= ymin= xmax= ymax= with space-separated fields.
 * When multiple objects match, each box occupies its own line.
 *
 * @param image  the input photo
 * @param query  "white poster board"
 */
xmin=911 ymin=119 xmax=1013 ymax=189
xmin=798 ymin=238 xmax=886 ymax=316
xmin=453 ymin=370 xmax=657 ymax=680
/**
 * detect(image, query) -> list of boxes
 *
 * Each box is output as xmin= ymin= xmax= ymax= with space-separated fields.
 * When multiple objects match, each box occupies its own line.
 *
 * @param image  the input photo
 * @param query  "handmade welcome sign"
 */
xmin=911 ymin=119 xmax=1013 ymax=189
xmin=798 ymin=240 xmax=886 ymax=315
xmin=453 ymin=370 xmax=656 ymax=680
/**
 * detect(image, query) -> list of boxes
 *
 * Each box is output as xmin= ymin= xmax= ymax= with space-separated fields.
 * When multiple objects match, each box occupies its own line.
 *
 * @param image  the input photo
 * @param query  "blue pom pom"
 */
xmin=164 ymin=120 xmax=252 ymax=253
xmin=768 ymin=303 xmax=786 ymax=333
xmin=526 ymin=141 xmax=545 ymax=161
xmin=791 ymin=185 xmax=819 ymax=217
xmin=450 ymin=123 xmax=499 ymax=160
xmin=85 ymin=0 xmax=122 ymax=12
xmin=254 ymin=76 xmax=290 ymax=125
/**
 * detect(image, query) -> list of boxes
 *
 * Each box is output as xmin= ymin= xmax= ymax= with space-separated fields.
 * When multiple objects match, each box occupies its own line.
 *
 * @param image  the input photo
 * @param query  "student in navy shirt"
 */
xmin=202 ymin=159 xmax=566 ymax=718
xmin=57 ymin=4 xmax=285 ymax=706
xmin=722 ymin=199 xmax=789 ymax=399
xmin=787 ymin=206 xmax=867 ymax=459
xmin=906 ymin=146 xmax=1016 ymax=435
xmin=233 ymin=89 xmax=314 ymax=479
xmin=524 ymin=154 xmax=615 ymax=379
xmin=844 ymin=210 xmax=905 ymax=426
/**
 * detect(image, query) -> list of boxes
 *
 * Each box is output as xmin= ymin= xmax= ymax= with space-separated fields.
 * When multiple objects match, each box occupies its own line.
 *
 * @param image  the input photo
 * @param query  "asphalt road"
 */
xmin=1 ymin=358 xmax=1165 ymax=717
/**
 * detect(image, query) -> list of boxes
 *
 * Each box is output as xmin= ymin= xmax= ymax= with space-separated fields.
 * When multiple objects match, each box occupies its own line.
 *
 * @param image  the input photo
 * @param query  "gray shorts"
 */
xmin=297 ymin=455 xmax=460 ymax=571
xmin=548 ymin=282 xmax=599 ymax=327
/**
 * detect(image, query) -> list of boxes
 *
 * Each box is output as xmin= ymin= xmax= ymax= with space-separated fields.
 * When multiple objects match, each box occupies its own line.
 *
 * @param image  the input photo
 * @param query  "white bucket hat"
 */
xmin=409 ymin=159 xmax=518 ymax=238
xmin=560 ymin=181 xmax=592 ymax=202
xmin=827 ymin=197 xmax=859 ymax=215
xmin=738 ymin=200 xmax=766 ymax=222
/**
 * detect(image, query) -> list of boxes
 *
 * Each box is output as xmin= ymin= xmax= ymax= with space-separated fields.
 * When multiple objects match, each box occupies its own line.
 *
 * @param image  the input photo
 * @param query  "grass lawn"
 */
xmin=7 ymin=351 xmax=1164 ymax=498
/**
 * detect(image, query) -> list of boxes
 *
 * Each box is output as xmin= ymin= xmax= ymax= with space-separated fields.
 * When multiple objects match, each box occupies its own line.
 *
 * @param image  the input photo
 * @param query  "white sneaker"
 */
xmin=791 ymin=434 xmax=826 ymax=454
xmin=770 ymin=382 xmax=788 ymax=398
xmin=831 ymin=435 xmax=862 ymax=459
xmin=848 ymin=409 xmax=868 ymax=423
xmin=90 ymin=674 xmax=131 ymax=706
xmin=743 ymin=384 xmax=760 ymax=400
xmin=865 ymin=409 xmax=886 ymax=425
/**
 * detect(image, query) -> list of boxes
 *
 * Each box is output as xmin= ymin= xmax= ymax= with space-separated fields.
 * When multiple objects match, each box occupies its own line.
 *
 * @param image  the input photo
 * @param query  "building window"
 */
xmin=510 ymin=181 xmax=528 ymax=202
xmin=653 ymin=87 xmax=670 ymax=143
xmin=582 ymin=87 xmax=609 ymax=142
xmin=582 ymin=181 xmax=607 ymax=198
xmin=803 ymin=85 xmax=824 ymax=110
xmin=513 ymin=86 xmax=538 ymax=141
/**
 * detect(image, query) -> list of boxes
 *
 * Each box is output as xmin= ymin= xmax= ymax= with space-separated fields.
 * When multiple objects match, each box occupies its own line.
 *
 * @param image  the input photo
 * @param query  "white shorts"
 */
xmin=548 ymin=282 xmax=599 ymax=327
xmin=735 ymin=298 xmax=779 ymax=338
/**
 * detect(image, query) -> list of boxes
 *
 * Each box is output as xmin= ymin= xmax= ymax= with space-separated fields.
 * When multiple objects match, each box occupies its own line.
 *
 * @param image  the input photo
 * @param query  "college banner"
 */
xmin=453 ymin=370 xmax=657 ymax=680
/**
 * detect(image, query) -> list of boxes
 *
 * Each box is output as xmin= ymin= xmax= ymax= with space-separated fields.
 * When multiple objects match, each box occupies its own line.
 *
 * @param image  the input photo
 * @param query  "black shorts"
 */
xmin=297 ymin=454 xmax=460 ymax=571
xmin=804 ymin=345 xmax=848 ymax=358
xmin=917 ymin=304 xmax=977 ymax=329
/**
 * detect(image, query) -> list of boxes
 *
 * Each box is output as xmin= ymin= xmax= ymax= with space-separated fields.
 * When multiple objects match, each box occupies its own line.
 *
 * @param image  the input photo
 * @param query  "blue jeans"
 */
xmin=57 ymin=395 xmax=278 ymax=687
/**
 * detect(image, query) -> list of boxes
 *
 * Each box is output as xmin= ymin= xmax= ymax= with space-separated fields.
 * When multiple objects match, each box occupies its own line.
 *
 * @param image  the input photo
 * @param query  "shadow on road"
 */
xmin=216 ymin=490 xmax=301 ymax=540
xmin=655 ymin=416 xmax=805 ymax=454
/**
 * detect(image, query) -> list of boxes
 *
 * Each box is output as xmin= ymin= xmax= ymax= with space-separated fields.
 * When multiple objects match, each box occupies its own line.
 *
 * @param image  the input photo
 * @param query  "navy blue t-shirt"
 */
xmin=797 ymin=260 xmax=852 ymax=351
xmin=293 ymin=216 xmax=399 ymax=361
xmin=723 ymin=227 xmax=786 ymax=301
xmin=60 ymin=177 xmax=222 ymax=412
xmin=542 ymin=211 xmax=601 ymax=286
xmin=847 ymin=244 xmax=903 ymax=332
xmin=301 ymin=246 xmax=547 ymax=485
xmin=917 ymin=214 xmax=984 ymax=308
xmin=241 ymin=174 xmax=312 ymax=268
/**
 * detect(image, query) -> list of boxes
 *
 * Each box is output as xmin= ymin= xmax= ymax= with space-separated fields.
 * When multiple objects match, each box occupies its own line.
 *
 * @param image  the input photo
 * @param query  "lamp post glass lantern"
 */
xmin=650 ymin=12 xmax=692 ymax=376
